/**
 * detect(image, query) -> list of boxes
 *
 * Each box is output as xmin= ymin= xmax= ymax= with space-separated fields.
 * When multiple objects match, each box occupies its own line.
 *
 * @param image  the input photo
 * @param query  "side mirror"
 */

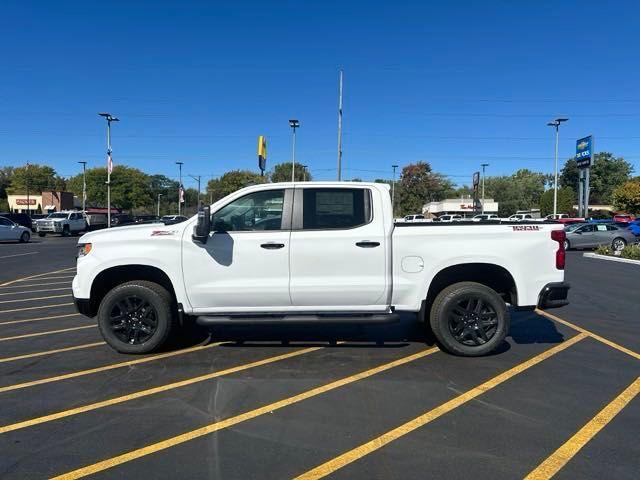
xmin=192 ymin=206 xmax=211 ymax=244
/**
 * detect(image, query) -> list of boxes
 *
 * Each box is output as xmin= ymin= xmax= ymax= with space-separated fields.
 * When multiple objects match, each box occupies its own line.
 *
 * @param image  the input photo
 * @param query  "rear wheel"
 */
xmin=564 ymin=239 xmax=570 ymax=251
xmin=97 ymin=281 xmax=176 ymax=354
xmin=19 ymin=231 xmax=30 ymax=243
xmin=429 ymin=281 xmax=509 ymax=357
xmin=612 ymin=237 xmax=626 ymax=251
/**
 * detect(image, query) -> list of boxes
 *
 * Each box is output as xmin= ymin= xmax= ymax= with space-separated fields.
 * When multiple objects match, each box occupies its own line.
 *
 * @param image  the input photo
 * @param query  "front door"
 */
xmin=182 ymin=187 xmax=293 ymax=312
xmin=288 ymin=186 xmax=389 ymax=309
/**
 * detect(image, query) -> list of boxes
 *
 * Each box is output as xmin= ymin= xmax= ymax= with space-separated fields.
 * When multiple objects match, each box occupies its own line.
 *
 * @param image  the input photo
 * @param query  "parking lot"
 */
xmin=0 ymin=236 xmax=638 ymax=479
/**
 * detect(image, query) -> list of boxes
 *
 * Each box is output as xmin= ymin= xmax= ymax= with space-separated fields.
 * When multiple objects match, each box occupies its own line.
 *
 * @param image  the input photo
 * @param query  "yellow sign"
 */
xmin=257 ymin=135 xmax=267 ymax=172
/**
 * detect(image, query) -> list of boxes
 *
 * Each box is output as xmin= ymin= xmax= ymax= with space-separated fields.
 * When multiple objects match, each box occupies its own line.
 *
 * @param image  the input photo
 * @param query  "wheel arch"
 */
xmin=421 ymin=263 xmax=517 ymax=321
xmin=87 ymin=265 xmax=178 ymax=318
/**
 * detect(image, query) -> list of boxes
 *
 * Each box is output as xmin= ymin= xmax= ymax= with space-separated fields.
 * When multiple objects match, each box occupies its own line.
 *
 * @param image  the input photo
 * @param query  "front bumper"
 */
xmin=73 ymin=295 xmax=94 ymax=317
xmin=537 ymin=282 xmax=570 ymax=309
xmin=37 ymin=224 xmax=63 ymax=232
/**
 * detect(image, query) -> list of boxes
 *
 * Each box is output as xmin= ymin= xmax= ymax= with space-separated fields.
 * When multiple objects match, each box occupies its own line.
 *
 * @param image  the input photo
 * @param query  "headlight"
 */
xmin=77 ymin=243 xmax=92 ymax=257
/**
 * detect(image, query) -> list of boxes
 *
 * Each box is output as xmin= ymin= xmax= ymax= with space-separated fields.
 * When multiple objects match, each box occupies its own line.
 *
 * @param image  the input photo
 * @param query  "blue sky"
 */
xmin=1 ymin=1 xmax=639 ymax=189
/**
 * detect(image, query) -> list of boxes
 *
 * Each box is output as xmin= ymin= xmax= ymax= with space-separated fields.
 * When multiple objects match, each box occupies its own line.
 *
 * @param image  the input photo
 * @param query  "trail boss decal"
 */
xmin=512 ymin=225 xmax=541 ymax=231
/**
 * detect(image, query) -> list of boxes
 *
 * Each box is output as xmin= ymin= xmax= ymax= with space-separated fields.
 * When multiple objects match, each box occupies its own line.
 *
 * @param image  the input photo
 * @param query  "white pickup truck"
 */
xmin=73 ymin=182 xmax=569 ymax=357
xmin=36 ymin=211 xmax=87 ymax=236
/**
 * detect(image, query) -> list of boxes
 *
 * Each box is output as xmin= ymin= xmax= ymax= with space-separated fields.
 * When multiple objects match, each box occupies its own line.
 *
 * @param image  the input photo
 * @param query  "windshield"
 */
xmin=47 ymin=213 xmax=68 ymax=219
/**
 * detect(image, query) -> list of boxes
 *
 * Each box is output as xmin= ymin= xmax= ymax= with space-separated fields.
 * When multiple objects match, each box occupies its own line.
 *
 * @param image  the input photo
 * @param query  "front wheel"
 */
xmin=429 ymin=281 xmax=509 ymax=357
xmin=612 ymin=237 xmax=626 ymax=251
xmin=97 ymin=281 xmax=176 ymax=354
xmin=38 ymin=232 xmax=46 ymax=237
xmin=564 ymin=239 xmax=570 ymax=251
xmin=62 ymin=225 xmax=70 ymax=237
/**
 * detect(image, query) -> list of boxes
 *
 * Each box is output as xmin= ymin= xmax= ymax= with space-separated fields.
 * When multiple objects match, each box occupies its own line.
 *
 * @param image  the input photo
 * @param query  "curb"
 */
xmin=583 ymin=252 xmax=640 ymax=266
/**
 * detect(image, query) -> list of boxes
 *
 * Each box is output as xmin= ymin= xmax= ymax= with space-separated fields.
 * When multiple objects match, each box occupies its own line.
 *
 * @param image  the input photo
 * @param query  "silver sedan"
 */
xmin=564 ymin=223 xmax=638 ymax=251
xmin=0 ymin=216 xmax=31 ymax=243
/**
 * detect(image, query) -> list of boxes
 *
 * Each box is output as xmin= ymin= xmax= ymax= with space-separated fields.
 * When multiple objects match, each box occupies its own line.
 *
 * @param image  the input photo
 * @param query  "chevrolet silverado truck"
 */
xmin=36 ymin=211 xmax=87 ymax=236
xmin=73 ymin=182 xmax=569 ymax=357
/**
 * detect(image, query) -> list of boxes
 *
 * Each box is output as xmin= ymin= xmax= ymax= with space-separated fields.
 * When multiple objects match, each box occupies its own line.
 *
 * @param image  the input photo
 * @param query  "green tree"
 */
xmin=0 ymin=166 xmax=14 ymax=201
xmin=66 ymin=166 xmax=153 ymax=211
xmin=269 ymin=162 xmax=312 ymax=182
xmin=613 ymin=180 xmax=640 ymax=214
xmin=484 ymin=169 xmax=548 ymax=217
xmin=206 ymin=170 xmax=266 ymax=203
xmin=7 ymin=164 xmax=65 ymax=194
xmin=560 ymin=153 xmax=632 ymax=205
xmin=396 ymin=161 xmax=454 ymax=216
xmin=539 ymin=187 xmax=576 ymax=216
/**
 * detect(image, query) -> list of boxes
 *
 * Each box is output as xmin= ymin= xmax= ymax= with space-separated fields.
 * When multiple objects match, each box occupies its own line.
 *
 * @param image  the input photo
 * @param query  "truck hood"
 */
xmin=78 ymin=222 xmax=188 ymax=244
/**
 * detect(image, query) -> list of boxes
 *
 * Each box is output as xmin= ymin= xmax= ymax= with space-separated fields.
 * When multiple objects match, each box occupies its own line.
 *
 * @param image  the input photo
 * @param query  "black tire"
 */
xmin=429 ymin=281 xmax=509 ymax=357
xmin=38 ymin=232 xmax=46 ymax=237
xmin=612 ymin=237 xmax=626 ymax=251
xmin=62 ymin=225 xmax=70 ymax=237
xmin=19 ymin=231 xmax=30 ymax=243
xmin=97 ymin=281 xmax=176 ymax=354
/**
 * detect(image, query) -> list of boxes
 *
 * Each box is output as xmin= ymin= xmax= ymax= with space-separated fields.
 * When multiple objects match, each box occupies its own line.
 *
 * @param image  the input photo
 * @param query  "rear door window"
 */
xmin=300 ymin=188 xmax=370 ymax=230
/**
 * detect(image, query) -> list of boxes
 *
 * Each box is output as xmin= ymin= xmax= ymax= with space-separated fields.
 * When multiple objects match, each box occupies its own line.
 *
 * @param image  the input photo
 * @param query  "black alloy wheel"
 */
xmin=446 ymin=296 xmax=498 ymax=346
xmin=108 ymin=295 xmax=159 ymax=345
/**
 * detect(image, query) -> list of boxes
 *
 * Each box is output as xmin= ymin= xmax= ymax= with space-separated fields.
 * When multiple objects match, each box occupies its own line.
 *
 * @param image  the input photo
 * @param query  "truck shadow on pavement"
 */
xmin=175 ymin=310 xmax=565 ymax=353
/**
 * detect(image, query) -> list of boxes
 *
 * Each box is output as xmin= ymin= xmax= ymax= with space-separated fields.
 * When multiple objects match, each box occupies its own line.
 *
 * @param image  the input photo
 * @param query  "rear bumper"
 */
xmin=537 ymin=282 xmax=570 ymax=309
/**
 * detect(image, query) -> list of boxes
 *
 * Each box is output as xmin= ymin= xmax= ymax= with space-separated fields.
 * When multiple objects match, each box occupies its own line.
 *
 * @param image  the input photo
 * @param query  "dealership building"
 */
xmin=7 ymin=191 xmax=78 ymax=214
xmin=423 ymin=196 xmax=499 ymax=218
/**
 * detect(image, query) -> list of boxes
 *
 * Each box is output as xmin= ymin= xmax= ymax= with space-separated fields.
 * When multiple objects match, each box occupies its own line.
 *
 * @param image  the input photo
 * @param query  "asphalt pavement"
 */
xmin=0 ymin=237 xmax=638 ymax=479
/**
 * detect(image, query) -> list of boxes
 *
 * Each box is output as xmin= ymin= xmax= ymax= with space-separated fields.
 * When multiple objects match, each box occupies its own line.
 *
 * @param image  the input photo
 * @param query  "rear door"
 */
xmin=573 ymin=224 xmax=596 ymax=247
xmin=289 ymin=186 xmax=389 ymax=309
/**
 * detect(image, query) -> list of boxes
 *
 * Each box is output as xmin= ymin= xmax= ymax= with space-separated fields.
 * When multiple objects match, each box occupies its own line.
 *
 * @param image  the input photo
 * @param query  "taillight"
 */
xmin=551 ymin=230 xmax=565 ymax=270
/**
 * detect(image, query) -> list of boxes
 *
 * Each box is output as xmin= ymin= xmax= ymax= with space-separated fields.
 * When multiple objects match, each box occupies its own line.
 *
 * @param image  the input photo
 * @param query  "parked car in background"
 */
xmin=403 ymin=214 xmax=426 ymax=222
xmin=507 ymin=213 xmax=535 ymax=222
xmin=133 ymin=215 xmax=161 ymax=224
xmin=110 ymin=213 xmax=134 ymax=227
xmin=29 ymin=214 xmax=47 ymax=231
xmin=0 ymin=212 xmax=32 ymax=229
xmin=434 ymin=214 xmax=462 ymax=222
xmin=35 ymin=211 xmax=87 ymax=237
xmin=613 ymin=214 xmax=636 ymax=223
xmin=161 ymin=215 xmax=188 ymax=225
xmin=471 ymin=214 xmax=499 ymax=222
xmin=564 ymin=223 xmax=637 ymax=251
xmin=0 ymin=216 xmax=31 ymax=242
xmin=544 ymin=213 xmax=585 ymax=224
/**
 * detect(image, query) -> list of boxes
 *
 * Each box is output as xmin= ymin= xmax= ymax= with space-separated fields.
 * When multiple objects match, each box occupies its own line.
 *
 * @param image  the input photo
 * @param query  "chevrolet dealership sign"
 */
xmin=575 ymin=135 xmax=593 ymax=169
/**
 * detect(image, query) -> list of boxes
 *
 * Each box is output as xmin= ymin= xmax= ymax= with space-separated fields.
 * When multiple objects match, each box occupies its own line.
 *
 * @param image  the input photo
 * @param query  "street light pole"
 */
xmin=157 ymin=193 xmax=162 ymax=218
xmin=481 ymin=163 xmax=489 ymax=214
xmin=99 ymin=113 xmax=119 ymax=228
xmin=25 ymin=162 xmax=30 ymax=217
xmin=337 ymin=69 xmax=343 ymax=181
xmin=176 ymin=162 xmax=184 ymax=215
xmin=547 ymin=118 xmax=569 ymax=217
xmin=392 ymin=164 xmax=399 ymax=216
xmin=78 ymin=161 xmax=87 ymax=212
xmin=289 ymin=119 xmax=299 ymax=182
xmin=301 ymin=165 xmax=308 ymax=181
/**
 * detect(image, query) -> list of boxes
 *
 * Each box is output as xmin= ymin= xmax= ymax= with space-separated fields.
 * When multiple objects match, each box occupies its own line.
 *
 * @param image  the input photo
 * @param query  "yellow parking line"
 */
xmin=51 ymin=347 xmax=440 ymax=480
xmin=0 ymin=345 xmax=328 ymax=434
xmin=525 ymin=376 xmax=640 ymax=480
xmin=17 ymin=275 xmax=75 ymax=281
xmin=0 ymin=281 xmax=72 ymax=289
xmin=536 ymin=309 xmax=640 ymax=361
xmin=0 ymin=325 xmax=95 ymax=342
xmin=0 ymin=287 xmax=70 ymax=297
xmin=0 ymin=267 xmax=75 ymax=287
xmin=0 ymin=342 xmax=223 ymax=394
xmin=0 ymin=342 xmax=105 ymax=364
xmin=0 ymin=313 xmax=81 ymax=327
xmin=0 ymin=302 xmax=74 ymax=314
xmin=294 ymin=333 xmax=587 ymax=480
xmin=0 ymin=293 xmax=71 ymax=304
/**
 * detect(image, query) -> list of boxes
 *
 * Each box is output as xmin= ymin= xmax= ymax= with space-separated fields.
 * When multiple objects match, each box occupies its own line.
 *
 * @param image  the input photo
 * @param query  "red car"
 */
xmin=613 ymin=214 xmax=636 ymax=223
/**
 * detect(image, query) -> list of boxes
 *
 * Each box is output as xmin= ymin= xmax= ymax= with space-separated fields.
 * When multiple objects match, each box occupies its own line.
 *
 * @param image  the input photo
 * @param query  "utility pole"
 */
xmin=301 ymin=165 xmax=308 ymax=181
xmin=337 ymin=69 xmax=343 ymax=181
xmin=392 ymin=164 xmax=399 ymax=216
xmin=481 ymin=163 xmax=489 ymax=214
xmin=25 ymin=162 xmax=30 ymax=217
xmin=189 ymin=175 xmax=202 ymax=210
xmin=176 ymin=162 xmax=184 ymax=215
xmin=289 ymin=119 xmax=299 ymax=182
xmin=157 ymin=193 xmax=162 ymax=218
xmin=98 ymin=113 xmax=119 ymax=228
xmin=78 ymin=161 xmax=87 ymax=212
xmin=547 ymin=118 xmax=569 ymax=217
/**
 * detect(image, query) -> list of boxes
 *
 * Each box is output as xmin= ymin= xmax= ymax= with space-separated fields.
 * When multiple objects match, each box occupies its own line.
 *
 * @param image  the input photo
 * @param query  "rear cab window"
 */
xmin=295 ymin=188 xmax=372 ymax=230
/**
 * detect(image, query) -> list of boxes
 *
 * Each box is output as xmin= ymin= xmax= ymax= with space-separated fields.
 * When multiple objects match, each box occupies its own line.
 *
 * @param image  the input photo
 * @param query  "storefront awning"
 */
xmin=44 ymin=205 xmax=56 ymax=210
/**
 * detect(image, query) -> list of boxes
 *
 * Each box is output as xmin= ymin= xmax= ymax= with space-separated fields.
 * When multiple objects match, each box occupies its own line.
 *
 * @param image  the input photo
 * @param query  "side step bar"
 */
xmin=195 ymin=313 xmax=400 ymax=327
